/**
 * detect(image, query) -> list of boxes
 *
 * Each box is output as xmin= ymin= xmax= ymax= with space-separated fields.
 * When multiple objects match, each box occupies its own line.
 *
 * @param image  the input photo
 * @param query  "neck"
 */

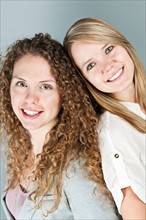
xmin=28 ymin=121 xmax=56 ymax=156
xmin=29 ymin=129 xmax=49 ymax=156
xmin=112 ymin=83 xmax=135 ymax=103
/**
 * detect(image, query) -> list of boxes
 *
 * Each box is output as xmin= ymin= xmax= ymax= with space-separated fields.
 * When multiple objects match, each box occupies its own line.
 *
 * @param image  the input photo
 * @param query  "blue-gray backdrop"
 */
xmin=0 ymin=1 xmax=145 ymax=219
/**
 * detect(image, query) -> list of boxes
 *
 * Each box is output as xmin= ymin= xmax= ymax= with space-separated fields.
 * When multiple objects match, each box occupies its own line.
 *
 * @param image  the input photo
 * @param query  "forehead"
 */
xmin=13 ymin=55 xmax=49 ymax=72
xmin=71 ymin=42 xmax=105 ymax=64
xmin=71 ymin=41 xmax=105 ymax=54
xmin=13 ymin=55 xmax=55 ymax=80
xmin=71 ymin=41 xmax=97 ymax=50
xmin=14 ymin=54 xmax=49 ymax=67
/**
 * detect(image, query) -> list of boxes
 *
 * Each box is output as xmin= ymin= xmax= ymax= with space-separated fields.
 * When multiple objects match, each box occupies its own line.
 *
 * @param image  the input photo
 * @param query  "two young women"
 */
xmin=64 ymin=17 xmax=146 ymax=219
xmin=1 ymin=17 xmax=145 ymax=220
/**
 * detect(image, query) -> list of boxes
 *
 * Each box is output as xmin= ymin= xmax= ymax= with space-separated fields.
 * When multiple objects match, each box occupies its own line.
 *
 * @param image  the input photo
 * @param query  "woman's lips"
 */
xmin=22 ymin=109 xmax=43 ymax=119
xmin=108 ymin=67 xmax=123 ymax=82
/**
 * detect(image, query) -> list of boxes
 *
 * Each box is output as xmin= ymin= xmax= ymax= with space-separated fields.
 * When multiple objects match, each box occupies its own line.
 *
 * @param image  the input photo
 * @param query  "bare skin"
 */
xmin=121 ymin=187 xmax=146 ymax=220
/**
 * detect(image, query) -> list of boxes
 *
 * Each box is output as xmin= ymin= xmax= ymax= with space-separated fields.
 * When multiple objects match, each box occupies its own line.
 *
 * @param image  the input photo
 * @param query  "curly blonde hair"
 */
xmin=0 ymin=33 xmax=110 ymax=212
xmin=64 ymin=17 xmax=146 ymax=133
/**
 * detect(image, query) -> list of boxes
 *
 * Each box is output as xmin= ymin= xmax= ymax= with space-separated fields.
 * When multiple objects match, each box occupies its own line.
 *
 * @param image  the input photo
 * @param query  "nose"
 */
xmin=100 ymin=58 xmax=114 ymax=74
xmin=25 ymin=89 xmax=39 ymax=105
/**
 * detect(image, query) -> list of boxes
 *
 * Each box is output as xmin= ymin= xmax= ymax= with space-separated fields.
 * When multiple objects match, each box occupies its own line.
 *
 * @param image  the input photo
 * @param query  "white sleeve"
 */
xmin=98 ymin=112 xmax=146 ymax=212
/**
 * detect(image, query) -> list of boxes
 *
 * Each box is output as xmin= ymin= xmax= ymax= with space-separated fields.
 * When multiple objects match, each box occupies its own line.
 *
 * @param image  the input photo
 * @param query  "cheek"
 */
xmin=45 ymin=93 xmax=62 ymax=109
xmin=10 ymin=89 xmax=16 ymax=107
xmin=11 ymin=86 xmax=27 ymax=99
xmin=125 ymin=54 xmax=134 ymax=74
xmin=129 ymin=57 xmax=134 ymax=70
xmin=10 ymin=97 xmax=19 ymax=111
xmin=55 ymin=94 xmax=62 ymax=112
xmin=55 ymin=96 xmax=62 ymax=110
xmin=10 ymin=90 xmax=23 ymax=110
xmin=87 ymin=73 xmax=101 ymax=85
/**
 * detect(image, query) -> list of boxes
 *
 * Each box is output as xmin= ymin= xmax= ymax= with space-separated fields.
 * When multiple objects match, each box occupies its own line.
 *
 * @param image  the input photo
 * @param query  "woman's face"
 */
xmin=71 ymin=42 xmax=135 ymax=101
xmin=10 ymin=54 xmax=62 ymax=134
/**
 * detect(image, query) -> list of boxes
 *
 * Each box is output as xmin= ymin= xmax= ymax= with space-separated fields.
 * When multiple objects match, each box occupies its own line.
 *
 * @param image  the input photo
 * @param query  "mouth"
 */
xmin=22 ymin=109 xmax=43 ymax=118
xmin=107 ymin=67 xmax=123 ymax=82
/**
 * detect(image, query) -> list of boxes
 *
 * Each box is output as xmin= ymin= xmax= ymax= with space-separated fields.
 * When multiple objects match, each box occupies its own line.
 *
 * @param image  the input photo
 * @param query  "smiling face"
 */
xmin=71 ymin=42 xmax=135 ymax=101
xmin=10 ymin=55 xmax=62 ymax=134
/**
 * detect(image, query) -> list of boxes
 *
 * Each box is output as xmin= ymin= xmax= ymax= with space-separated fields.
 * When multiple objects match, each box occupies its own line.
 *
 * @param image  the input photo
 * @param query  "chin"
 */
xmin=21 ymin=123 xmax=40 ymax=131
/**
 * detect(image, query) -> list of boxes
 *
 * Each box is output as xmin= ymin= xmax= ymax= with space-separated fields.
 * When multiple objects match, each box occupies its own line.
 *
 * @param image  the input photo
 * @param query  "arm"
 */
xmin=98 ymin=111 xmax=146 ymax=219
xmin=121 ymin=187 xmax=146 ymax=220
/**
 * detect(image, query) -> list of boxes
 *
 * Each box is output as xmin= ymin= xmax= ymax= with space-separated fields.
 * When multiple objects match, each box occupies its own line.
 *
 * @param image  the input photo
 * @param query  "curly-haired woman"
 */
xmin=0 ymin=33 xmax=120 ymax=220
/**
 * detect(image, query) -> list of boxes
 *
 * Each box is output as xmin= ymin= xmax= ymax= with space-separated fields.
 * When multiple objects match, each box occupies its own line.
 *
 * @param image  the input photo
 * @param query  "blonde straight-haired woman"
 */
xmin=64 ymin=17 xmax=146 ymax=220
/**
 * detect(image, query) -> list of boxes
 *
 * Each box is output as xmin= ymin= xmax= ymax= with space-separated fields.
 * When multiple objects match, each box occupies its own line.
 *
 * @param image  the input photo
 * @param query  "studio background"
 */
xmin=0 ymin=0 xmax=145 ymax=219
xmin=1 ymin=0 xmax=145 ymax=65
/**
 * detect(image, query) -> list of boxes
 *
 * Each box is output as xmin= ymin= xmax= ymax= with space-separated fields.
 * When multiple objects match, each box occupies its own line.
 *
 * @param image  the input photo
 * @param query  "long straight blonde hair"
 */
xmin=64 ymin=17 xmax=146 ymax=133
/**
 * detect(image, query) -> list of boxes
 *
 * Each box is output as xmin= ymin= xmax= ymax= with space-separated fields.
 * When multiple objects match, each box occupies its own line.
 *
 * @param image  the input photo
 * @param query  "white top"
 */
xmin=98 ymin=102 xmax=146 ymax=213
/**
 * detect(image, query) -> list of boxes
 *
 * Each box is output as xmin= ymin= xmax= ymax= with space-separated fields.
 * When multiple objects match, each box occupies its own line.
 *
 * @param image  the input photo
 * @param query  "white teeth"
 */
xmin=108 ymin=68 xmax=122 ymax=81
xmin=23 ymin=109 xmax=39 ymax=116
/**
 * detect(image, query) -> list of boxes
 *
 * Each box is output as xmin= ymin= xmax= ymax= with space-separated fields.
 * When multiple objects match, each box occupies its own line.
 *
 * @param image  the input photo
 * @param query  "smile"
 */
xmin=108 ymin=68 xmax=123 ymax=82
xmin=23 ymin=109 xmax=40 ymax=116
xmin=22 ymin=109 xmax=43 ymax=119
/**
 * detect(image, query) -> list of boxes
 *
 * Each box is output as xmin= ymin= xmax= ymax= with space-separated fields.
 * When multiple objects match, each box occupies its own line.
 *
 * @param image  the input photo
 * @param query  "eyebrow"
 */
xmin=12 ymin=76 xmax=27 ymax=81
xmin=39 ymin=80 xmax=56 ymax=83
xmin=82 ymin=44 xmax=108 ymax=69
xmin=102 ymin=44 xmax=108 ymax=49
xmin=82 ymin=58 xmax=93 ymax=69
xmin=12 ymin=76 xmax=56 ymax=83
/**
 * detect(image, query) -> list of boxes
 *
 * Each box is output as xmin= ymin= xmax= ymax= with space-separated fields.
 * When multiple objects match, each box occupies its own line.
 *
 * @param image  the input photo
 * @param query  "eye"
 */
xmin=40 ymin=84 xmax=53 ymax=90
xmin=105 ymin=45 xmax=114 ymax=55
xmin=16 ymin=81 xmax=27 ymax=87
xmin=87 ymin=62 xmax=96 ymax=71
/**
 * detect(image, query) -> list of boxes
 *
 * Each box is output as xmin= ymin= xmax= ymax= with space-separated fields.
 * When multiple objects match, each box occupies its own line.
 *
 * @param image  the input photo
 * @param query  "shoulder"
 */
xmin=98 ymin=109 xmax=145 ymax=152
xmin=63 ymin=159 xmax=92 ymax=186
xmin=0 ymin=146 xmax=8 ymax=191
xmin=62 ymin=159 xmax=120 ymax=219
xmin=99 ymin=110 xmax=127 ymax=132
xmin=99 ymin=102 xmax=145 ymax=132
xmin=98 ymin=108 xmax=145 ymax=165
xmin=97 ymin=108 xmax=146 ymax=212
